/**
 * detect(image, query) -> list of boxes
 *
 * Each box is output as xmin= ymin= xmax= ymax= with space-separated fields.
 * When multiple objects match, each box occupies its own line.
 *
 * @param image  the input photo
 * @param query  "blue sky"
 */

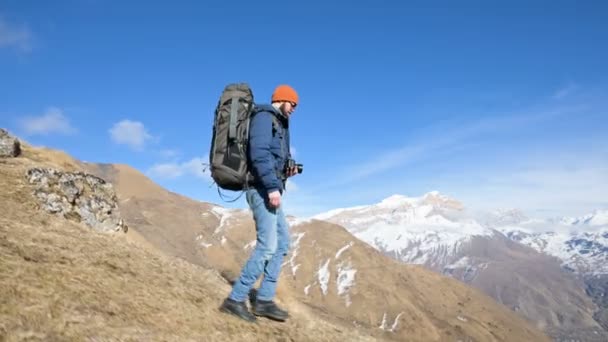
xmin=1 ymin=1 xmax=607 ymax=218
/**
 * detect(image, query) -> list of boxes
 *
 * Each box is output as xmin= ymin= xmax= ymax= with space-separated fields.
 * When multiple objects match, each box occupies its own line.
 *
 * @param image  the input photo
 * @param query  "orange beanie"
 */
xmin=271 ymin=85 xmax=299 ymax=105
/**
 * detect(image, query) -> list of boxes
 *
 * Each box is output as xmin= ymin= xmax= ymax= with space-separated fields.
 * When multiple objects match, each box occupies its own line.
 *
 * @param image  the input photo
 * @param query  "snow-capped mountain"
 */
xmin=491 ymin=209 xmax=608 ymax=275
xmin=315 ymin=193 xmax=608 ymax=277
xmin=313 ymin=191 xmax=495 ymax=268
xmin=313 ymin=192 xmax=608 ymax=339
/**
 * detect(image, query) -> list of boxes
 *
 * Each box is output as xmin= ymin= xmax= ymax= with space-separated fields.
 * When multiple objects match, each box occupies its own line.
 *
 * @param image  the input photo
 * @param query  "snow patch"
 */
xmin=336 ymin=261 xmax=357 ymax=307
xmin=312 ymin=205 xmax=368 ymax=221
xmin=586 ymin=210 xmax=608 ymax=226
xmin=211 ymin=206 xmax=236 ymax=234
xmin=304 ymin=284 xmax=311 ymax=295
xmin=379 ymin=312 xmax=405 ymax=332
xmin=243 ymin=240 xmax=256 ymax=250
xmin=379 ymin=194 xmax=417 ymax=208
xmin=195 ymin=234 xmax=212 ymax=248
xmin=287 ymin=232 xmax=306 ymax=276
xmin=379 ymin=313 xmax=388 ymax=330
xmin=444 ymin=256 xmax=471 ymax=270
xmin=287 ymin=216 xmax=314 ymax=226
xmin=336 ymin=262 xmax=357 ymax=295
xmin=292 ymin=264 xmax=301 ymax=274
xmin=317 ymin=259 xmax=331 ymax=295
xmin=335 ymin=241 xmax=354 ymax=259
xmin=389 ymin=312 xmax=404 ymax=332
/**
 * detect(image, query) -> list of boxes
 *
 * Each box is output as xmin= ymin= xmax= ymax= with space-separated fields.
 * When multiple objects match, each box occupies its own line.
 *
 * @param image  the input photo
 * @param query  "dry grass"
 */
xmin=0 ymin=149 xmax=377 ymax=342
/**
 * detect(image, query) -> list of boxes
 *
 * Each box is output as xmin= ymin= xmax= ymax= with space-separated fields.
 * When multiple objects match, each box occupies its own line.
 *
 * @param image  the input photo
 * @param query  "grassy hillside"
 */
xmin=0 ymin=145 xmax=376 ymax=342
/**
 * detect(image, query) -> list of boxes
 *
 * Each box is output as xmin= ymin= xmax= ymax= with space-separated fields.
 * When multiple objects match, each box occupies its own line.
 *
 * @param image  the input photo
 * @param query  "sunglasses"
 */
xmin=289 ymin=102 xmax=297 ymax=108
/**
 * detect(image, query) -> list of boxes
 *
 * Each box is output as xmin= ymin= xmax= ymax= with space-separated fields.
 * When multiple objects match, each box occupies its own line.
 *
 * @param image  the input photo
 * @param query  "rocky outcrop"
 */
xmin=26 ymin=168 xmax=128 ymax=233
xmin=0 ymin=128 xmax=21 ymax=158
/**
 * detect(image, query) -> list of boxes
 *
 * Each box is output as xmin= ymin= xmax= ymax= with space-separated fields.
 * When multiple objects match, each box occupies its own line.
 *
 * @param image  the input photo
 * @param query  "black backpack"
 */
xmin=208 ymin=83 xmax=256 ymax=191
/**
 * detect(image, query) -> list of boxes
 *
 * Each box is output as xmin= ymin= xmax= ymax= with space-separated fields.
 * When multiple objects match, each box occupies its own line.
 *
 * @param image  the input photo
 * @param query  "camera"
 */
xmin=285 ymin=159 xmax=303 ymax=175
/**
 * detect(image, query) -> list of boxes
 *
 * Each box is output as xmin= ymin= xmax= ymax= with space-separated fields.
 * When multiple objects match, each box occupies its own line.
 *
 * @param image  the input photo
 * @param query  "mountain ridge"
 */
xmin=314 ymin=191 xmax=608 ymax=341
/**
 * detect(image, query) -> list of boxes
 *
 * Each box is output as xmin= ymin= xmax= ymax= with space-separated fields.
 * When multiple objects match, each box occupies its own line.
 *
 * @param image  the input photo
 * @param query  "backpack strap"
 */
xmin=228 ymin=97 xmax=238 ymax=140
xmin=271 ymin=115 xmax=287 ymax=163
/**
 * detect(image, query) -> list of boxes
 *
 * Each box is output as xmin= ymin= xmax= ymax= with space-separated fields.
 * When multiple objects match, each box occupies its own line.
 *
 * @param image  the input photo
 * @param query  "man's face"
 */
xmin=281 ymin=101 xmax=297 ymax=117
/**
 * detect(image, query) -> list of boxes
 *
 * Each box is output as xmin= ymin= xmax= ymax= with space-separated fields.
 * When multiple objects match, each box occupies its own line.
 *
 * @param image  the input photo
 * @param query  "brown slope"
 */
xmin=219 ymin=218 xmax=550 ymax=341
xmin=84 ymin=162 xmax=549 ymax=341
xmin=0 ymin=143 xmax=376 ymax=342
xmin=454 ymin=234 xmax=605 ymax=340
xmin=83 ymin=162 xmax=219 ymax=268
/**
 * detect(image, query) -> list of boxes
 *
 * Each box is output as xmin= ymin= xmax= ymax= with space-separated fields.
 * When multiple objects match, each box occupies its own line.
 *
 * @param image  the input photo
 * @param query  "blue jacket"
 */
xmin=248 ymin=104 xmax=290 ymax=194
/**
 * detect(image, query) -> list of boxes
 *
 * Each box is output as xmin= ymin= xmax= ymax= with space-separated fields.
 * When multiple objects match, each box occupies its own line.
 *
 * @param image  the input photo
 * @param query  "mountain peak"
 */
xmin=548 ymin=209 xmax=608 ymax=228
xmin=588 ymin=209 xmax=608 ymax=226
xmin=378 ymin=194 xmax=415 ymax=207
xmin=378 ymin=191 xmax=461 ymax=209
xmin=420 ymin=191 xmax=464 ymax=211
xmin=483 ymin=208 xmax=530 ymax=227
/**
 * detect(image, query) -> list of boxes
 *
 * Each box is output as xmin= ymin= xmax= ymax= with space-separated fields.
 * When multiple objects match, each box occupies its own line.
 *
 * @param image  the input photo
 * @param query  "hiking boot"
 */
xmin=252 ymin=299 xmax=289 ymax=321
xmin=219 ymin=298 xmax=256 ymax=323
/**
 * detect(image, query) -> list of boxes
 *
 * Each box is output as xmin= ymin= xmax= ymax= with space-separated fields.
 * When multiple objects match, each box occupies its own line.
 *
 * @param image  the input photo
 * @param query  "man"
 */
xmin=219 ymin=84 xmax=300 ymax=323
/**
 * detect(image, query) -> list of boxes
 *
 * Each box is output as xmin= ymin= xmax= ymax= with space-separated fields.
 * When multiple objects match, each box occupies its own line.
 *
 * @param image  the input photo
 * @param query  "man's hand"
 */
xmin=286 ymin=166 xmax=298 ymax=177
xmin=268 ymin=190 xmax=281 ymax=208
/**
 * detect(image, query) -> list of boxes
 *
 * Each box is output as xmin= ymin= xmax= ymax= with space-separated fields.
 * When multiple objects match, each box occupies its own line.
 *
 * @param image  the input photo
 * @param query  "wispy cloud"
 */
xmin=159 ymin=149 xmax=180 ymax=159
xmin=19 ymin=107 xmax=76 ymax=135
xmin=453 ymin=156 xmax=608 ymax=218
xmin=0 ymin=18 xmax=32 ymax=52
xmin=315 ymin=105 xmax=581 ymax=191
xmin=552 ymin=84 xmax=579 ymax=100
xmin=147 ymin=157 xmax=210 ymax=181
xmin=109 ymin=120 xmax=152 ymax=151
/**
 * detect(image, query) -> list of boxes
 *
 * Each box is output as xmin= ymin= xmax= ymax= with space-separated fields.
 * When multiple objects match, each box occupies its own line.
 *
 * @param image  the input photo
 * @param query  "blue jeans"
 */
xmin=228 ymin=188 xmax=290 ymax=302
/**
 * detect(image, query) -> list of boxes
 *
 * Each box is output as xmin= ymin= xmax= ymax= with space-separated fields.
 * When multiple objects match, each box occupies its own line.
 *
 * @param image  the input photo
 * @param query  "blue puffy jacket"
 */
xmin=247 ymin=104 xmax=290 ymax=194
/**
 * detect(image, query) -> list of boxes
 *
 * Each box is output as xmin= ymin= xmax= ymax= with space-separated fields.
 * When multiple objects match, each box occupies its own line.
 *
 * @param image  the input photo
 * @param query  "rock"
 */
xmin=0 ymin=128 xmax=21 ymax=158
xmin=26 ymin=168 xmax=128 ymax=233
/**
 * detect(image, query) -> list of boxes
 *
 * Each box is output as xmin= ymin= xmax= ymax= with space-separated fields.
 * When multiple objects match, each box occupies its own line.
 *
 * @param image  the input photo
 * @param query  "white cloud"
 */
xmin=182 ymin=158 xmax=209 ymax=179
xmin=19 ymin=107 xmax=76 ymax=135
xmin=109 ymin=120 xmax=152 ymax=151
xmin=552 ymin=84 xmax=579 ymax=100
xmin=147 ymin=163 xmax=183 ymax=179
xmin=290 ymin=146 xmax=297 ymax=158
xmin=159 ymin=149 xmax=180 ymax=159
xmin=0 ymin=18 xmax=32 ymax=52
xmin=147 ymin=157 xmax=210 ymax=181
